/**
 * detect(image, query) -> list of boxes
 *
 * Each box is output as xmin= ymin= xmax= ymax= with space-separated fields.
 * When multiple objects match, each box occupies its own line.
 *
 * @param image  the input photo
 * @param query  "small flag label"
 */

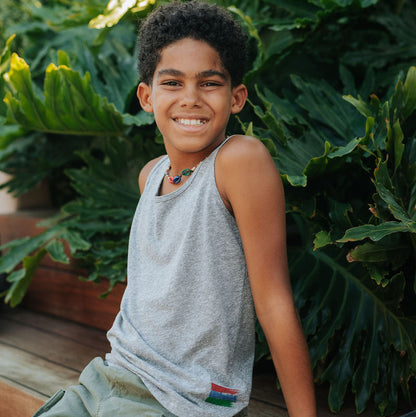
xmin=205 ymin=383 xmax=239 ymax=407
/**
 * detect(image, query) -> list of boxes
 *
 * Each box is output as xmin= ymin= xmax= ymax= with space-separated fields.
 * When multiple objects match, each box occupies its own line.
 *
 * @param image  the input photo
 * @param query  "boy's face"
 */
xmin=138 ymin=38 xmax=247 ymax=158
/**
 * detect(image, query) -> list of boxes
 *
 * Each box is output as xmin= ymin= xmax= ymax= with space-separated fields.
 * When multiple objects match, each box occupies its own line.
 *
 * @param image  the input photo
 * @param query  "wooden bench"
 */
xmin=1 ymin=307 xmax=413 ymax=417
xmin=0 ymin=307 xmax=290 ymax=417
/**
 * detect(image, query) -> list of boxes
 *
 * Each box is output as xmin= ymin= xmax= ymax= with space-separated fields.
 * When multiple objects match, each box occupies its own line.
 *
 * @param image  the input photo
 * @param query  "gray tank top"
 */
xmin=106 ymin=139 xmax=256 ymax=417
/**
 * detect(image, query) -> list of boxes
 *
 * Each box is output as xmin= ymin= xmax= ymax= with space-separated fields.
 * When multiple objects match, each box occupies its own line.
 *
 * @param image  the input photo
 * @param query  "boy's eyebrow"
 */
xmin=156 ymin=69 xmax=183 ymax=78
xmin=196 ymin=70 xmax=228 ymax=80
xmin=156 ymin=69 xmax=228 ymax=80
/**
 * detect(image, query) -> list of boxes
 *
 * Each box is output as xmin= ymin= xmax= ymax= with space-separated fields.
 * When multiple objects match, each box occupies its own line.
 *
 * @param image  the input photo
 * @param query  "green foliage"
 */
xmin=4 ymin=51 xmax=127 ymax=135
xmin=0 ymin=135 xmax=160 ymax=304
xmin=290 ymin=247 xmax=415 ymax=416
xmin=245 ymin=58 xmax=416 ymax=412
xmin=248 ymin=66 xmax=416 ymax=417
xmin=1 ymin=0 xmax=416 ymax=415
xmin=0 ymin=224 xmax=90 ymax=306
xmin=231 ymin=1 xmax=416 ymax=412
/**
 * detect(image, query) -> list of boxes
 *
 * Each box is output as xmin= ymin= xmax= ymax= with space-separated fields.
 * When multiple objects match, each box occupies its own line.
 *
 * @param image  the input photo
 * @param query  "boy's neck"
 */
xmin=165 ymin=137 xmax=227 ymax=174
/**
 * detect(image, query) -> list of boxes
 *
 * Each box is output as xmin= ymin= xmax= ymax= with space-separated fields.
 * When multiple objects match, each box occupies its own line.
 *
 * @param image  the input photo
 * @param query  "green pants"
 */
xmin=33 ymin=357 xmax=248 ymax=417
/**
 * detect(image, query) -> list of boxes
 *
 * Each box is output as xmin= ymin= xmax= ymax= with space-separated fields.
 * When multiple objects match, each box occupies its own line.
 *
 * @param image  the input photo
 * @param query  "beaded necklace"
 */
xmin=164 ymin=163 xmax=199 ymax=185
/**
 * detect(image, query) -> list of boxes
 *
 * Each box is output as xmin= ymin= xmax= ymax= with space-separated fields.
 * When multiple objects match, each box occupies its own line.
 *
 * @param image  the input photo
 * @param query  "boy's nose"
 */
xmin=180 ymin=85 xmax=201 ymax=107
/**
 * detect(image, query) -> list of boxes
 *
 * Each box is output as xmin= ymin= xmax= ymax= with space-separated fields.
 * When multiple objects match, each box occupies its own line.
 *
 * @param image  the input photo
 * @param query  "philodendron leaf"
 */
xmin=252 ymin=87 xmax=329 ymax=187
xmin=4 ymin=54 xmax=49 ymax=130
xmin=374 ymin=159 xmax=394 ymax=191
xmin=0 ymin=223 xmax=92 ymax=307
xmin=398 ymin=66 xmax=416 ymax=121
xmin=329 ymin=116 xmax=374 ymax=157
xmin=375 ymin=182 xmax=412 ymax=223
xmin=291 ymin=75 xmax=364 ymax=142
xmin=338 ymin=221 xmax=415 ymax=243
xmin=3 ymin=249 xmax=47 ymax=307
xmin=347 ymin=241 xmax=409 ymax=265
xmin=343 ymin=94 xmax=374 ymax=118
xmin=3 ymin=53 xmax=132 ymax=135
xmin=290 ymin=247 xmax=416 ymax=414
xmin=61 ymin=230 xmax=91 ymax=253
xmin=390 ymin=120 xmax=405 ymax=174
xmin=45 ymin=240 xmax=69 ymax=264
xmin=313 ymin=230 xmax=332 ymax=249
xmin=0 ymin=35 xmax=15 ymax=69
xmin=229 ymin=7 xmax=265 ymax=80
xmin=0 ymin=35 xmax=16 ymax=121
xmin=0 ymin=227 xmax=63 ymax=274
xmin=123 ymin=111 xmax=154 ymax=127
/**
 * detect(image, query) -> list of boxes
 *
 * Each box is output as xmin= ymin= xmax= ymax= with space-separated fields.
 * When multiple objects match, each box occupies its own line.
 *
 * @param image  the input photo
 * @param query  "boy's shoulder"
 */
xmin=139 ymin=155 xmax=165 ymax=194
xmin=216 ymin=134 xmax=280 ymax=213
xmin=218 ymin=134 xmax=274 ymax=168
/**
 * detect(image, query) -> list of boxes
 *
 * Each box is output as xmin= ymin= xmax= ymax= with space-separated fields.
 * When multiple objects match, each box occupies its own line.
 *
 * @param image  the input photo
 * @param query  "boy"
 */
xmin=33 ymin=1 xmax=316 ymax=416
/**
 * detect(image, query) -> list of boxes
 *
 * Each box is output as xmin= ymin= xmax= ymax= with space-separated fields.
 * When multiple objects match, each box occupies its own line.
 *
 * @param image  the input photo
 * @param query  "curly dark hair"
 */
xmin=138 ymin=1 xmax=248 ymax=87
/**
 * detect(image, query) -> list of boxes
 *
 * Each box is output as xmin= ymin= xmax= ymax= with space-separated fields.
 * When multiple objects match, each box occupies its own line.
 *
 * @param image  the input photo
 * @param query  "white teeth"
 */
xmin=176 ymin=118 xmax=205 ymax=126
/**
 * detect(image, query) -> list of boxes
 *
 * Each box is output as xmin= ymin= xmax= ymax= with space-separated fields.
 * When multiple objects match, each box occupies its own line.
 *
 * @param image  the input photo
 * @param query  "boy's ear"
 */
xmin=137 ymin=82 xmax=154 ymax=113
xmin=231 ymin=84 xmax=248 ymax=114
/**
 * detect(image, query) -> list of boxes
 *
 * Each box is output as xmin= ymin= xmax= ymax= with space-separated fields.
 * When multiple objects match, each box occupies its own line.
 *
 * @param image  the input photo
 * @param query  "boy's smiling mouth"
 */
xmin=174 ymin=118 xmax=207 ymax=126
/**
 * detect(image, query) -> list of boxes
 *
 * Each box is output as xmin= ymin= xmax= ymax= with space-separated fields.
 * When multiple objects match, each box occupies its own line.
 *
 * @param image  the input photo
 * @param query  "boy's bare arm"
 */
xmin=217 ymin=135 xmax=317 ymax=417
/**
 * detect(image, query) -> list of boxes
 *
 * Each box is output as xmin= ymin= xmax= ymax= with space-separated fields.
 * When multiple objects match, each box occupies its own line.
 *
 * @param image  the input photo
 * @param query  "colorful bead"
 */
xmin=165 ymin=163 xmax=200 ymax=185
xmin=181 ymin=168 xmax=193 ymax=176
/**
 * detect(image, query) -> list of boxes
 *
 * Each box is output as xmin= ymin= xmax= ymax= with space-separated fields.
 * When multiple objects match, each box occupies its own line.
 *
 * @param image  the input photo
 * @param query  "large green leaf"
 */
xmin=251 ymin=80 xmax=368 ymax=187
xmin=0 ymin=227 xmax=63 ymax=273
xmin=401 ymin=63 xmax=416 ymax=120
xmin=3 ymin=53 xmax=135 ymax=135
xmin=338 ymin=222 xmax=416 ymax=243
xmin=290 ymin=246 xmax=416 ymax=415
xmin=347 ymin=241 xmax=409 ymax=267
xmin=0 ymin=34 xmax=16 ymax=122
xmin=228 ymin=6 xmax=266 ymax=80
xmin=291 ymin=75 xmax=365 ymax=142
xmin=44 ymin=240 xmax=69 ymax=264
xmin=5 ymin=49 xmax=153 ymax=135
xmin=2 ymin=249 xmax=47 ymax=307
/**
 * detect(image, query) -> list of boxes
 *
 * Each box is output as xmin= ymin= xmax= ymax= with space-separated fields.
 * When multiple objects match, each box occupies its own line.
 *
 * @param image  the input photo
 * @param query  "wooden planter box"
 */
xmin=0 ymin=210 xmax=125 ymax=330
xmin=0 ymin=173 xmax=52 ymax=214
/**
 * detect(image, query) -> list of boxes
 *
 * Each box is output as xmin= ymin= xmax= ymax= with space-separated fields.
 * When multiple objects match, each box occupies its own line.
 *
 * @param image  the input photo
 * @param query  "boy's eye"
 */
xmin=202 ymin=81 xmax=221 ymax=87
xmin=161 ymin=80 xmax=180 ymax=86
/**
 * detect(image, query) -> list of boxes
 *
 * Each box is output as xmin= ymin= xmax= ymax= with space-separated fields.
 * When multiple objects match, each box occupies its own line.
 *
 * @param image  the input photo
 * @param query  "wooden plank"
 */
xmin=0 ymin=379 xmax=44 ymax=417
xmin=248 ymin=398 xmax=288 ymax=417
xmin=0 ymin=317 xmax=105 ymax=372
xmin=0 ymin=376 xmax=46 ymax=402
xmin=0 ymin=343 xmax=80 ymax=398
xmin=251 ymin=371 xmax=286 ymax=408
xmin=2 ymin=307 xmax=109 ymax=352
